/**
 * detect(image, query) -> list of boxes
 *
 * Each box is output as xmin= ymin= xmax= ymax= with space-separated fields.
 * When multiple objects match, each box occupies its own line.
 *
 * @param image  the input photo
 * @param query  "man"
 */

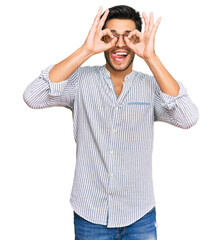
xmin=23 ymin=5 xmax=199 ymax=240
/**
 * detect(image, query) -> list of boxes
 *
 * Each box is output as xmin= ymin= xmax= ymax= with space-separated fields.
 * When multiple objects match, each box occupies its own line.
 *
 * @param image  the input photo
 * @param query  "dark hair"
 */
xmin=101 ymin=5 xmax=142 ymax=31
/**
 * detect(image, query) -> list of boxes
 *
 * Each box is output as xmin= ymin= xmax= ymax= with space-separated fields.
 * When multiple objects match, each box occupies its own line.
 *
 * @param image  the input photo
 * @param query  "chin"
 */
xmin=112 ymin=62 xmax=128 ymax=69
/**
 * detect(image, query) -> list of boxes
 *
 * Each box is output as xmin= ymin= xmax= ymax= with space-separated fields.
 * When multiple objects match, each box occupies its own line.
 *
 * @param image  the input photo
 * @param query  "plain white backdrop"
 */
xmin=1 ymin=0 xmax=221 ymax=239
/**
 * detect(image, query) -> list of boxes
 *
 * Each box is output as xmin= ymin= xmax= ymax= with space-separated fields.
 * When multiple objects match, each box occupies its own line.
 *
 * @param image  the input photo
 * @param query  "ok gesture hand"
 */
xmin=124 ymin=12 xmax=162 ymax=61
xmin=82 ymin=6 xmax=118 ymax=55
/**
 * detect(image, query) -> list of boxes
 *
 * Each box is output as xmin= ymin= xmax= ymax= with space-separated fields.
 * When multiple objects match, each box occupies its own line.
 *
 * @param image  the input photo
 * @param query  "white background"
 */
xmin=1 ymin=0 xmax=221 ymax=239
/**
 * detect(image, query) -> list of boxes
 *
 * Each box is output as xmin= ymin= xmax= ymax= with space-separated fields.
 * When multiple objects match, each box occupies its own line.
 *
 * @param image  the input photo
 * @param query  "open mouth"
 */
xmin=111 ymin=51 xmax=129 ymax=63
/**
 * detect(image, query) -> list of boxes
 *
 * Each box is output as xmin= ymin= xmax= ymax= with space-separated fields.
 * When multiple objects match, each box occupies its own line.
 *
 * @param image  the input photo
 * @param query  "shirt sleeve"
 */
xmin=23 ymin=64 xmax=80 ymax=111
xmin=153 ymin=77 xmax=199 ymax=129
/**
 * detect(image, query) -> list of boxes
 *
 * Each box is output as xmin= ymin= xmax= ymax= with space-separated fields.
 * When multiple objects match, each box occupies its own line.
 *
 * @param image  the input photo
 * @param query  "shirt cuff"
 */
xmin=39 ymin=63 xmax=69 ymax=96
xmin=159 ymin=81 xmax=188 ymax=109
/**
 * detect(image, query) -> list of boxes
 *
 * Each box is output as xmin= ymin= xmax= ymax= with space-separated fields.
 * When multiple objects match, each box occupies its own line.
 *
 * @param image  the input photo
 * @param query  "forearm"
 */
xmin=145 ymin=55 xmax=180 ymax=97
xmin=149 ymin=55 xmax=199 ymax=128
xmin=49 ymin=45 xmax=93 ymax=83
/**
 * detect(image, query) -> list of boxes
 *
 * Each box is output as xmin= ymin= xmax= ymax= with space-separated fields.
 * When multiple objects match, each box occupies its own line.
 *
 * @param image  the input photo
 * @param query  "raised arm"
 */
xmin=48 ymin=6 xmax=117 ymax=83
xmin=23 ymin=6 xmax=117 ymax=110
xmin=124 ymin=11 xmax=199 ymax=129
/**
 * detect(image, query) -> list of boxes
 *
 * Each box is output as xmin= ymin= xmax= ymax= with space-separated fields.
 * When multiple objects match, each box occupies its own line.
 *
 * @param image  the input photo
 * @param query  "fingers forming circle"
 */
xmin=127 ymin=29 xmax=143 ymax=42
xmin=99 ymin=28 xmax=114 ymax=41
xmin=124 ymin=37 xmax=134 ymax=49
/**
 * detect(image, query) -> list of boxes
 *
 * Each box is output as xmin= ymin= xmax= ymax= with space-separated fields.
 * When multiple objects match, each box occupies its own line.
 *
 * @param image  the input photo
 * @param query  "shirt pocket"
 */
xmin=121 ymin=101 xmax=153 ymax=126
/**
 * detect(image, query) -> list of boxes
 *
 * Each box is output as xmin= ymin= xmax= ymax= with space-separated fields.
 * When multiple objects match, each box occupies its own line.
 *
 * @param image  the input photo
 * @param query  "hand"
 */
xmin=124 ymin=12 xmax=162 ymax=61
xmin=82 ymin=6 xmax=118 ymax=55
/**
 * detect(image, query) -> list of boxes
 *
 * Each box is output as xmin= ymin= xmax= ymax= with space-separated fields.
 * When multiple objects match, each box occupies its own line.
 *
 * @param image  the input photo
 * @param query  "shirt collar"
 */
xmin=100 ymin=64 xmax=136 ymax=83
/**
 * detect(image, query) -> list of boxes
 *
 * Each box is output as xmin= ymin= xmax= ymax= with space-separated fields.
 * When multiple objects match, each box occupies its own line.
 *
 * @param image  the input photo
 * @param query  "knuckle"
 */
xmin=105 ymin=28 xmax=111 ymax=33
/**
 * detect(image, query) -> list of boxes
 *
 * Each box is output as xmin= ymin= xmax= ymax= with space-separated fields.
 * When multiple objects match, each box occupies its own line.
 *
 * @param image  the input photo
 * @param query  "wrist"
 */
xmin=144 ymin=54 xmax=158 ymax=65
xmin=80 ymin=45 xmax=94 ymax=59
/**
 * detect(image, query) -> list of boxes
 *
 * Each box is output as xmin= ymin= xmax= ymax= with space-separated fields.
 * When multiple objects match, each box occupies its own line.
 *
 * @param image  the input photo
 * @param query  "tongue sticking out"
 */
xmin=111 ymin=53 xmax=128 ymax=62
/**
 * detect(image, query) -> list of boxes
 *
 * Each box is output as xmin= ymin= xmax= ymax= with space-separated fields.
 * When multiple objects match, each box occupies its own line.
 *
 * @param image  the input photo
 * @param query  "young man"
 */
xmin=23 ymin=5 xmax=199 ymax=240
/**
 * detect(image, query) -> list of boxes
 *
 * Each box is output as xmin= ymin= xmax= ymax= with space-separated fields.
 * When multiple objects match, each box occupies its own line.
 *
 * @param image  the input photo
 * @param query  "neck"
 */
xmin=105 ymin=63 xmax=133 ymax=82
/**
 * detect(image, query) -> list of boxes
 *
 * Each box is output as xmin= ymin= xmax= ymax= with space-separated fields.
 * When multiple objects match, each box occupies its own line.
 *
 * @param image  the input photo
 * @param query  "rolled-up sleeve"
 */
xmin=153 ymin=78 xmax=199 ymax=129
xmin=23 ymin=64 xmax=80 ymax=110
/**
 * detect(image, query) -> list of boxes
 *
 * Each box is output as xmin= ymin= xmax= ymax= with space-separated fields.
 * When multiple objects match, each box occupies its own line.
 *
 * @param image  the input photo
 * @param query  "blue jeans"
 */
xmin=73 ymin=207 xmax=157 ymax=240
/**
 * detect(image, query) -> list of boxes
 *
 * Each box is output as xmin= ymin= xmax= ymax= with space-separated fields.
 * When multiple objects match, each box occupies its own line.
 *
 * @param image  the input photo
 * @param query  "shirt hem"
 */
xmin=70 ymin=198 xmax=156 ymax=228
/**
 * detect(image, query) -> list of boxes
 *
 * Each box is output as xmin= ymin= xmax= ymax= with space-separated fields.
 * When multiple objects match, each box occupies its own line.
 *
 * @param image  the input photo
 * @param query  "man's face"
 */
xmin=103 ymin=19 xmax=136 ymax=72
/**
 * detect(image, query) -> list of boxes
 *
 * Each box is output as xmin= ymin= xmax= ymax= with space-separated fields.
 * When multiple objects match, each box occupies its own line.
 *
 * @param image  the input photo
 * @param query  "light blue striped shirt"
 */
xmin=23 ymin=64 xmax=199 ymax=228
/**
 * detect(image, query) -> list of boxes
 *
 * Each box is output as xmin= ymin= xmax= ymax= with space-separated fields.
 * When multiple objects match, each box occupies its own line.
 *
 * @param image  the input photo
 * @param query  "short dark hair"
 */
xmin=101 ymin=5 xmax=142 ymax=31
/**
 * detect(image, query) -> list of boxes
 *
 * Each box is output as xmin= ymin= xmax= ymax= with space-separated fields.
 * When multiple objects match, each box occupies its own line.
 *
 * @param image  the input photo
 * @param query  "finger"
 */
xmin=127 ymin=29 xmax=142 ymax=41
xmin=99 ymin=28 xmax=114 ymax=39
xmin=150 ymin=12 xmax=154 ymax=27
xmin=153 ymin=17 xmax=162 ymax=33
xmin=151 ymin=17 xmax=162 ymax=40
xmin=92 ymin=6 xmax=103 ymax=29
xmin=142 ymin=12 xmax=149 ymax=33
xmin=151 ymin=17 xmax=162 ymax=36
xmin=124 ymin=36 xmax=135 ymax=50
xmin=150 ymin=17 xmax=162 ymax=47
xmin=102 ymin=37 xmax=118 ymax=51
xmin=148 ymin=12 xmax=154 ymax=34
xmin=106 ymin=37 xmax=118 ymax=49
xmin=97 ymin=9 xmax=109 ymax=32
xmin=88 ymin=6 xmax=103 ymax=37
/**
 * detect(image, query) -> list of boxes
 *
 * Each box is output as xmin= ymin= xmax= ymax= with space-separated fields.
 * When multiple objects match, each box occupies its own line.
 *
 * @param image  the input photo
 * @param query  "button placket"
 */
xmin=107 ymin=76 xmax=118 ymax=101
xmin=107 ymin=103 xmax=121 ymax=203
xmin=102 ymin=64 xmax=137 ymax=106
xmin=112 ymin=129 xmax=117 ymax=133
xmin=108 ymin=194 xmax=112 ymax=200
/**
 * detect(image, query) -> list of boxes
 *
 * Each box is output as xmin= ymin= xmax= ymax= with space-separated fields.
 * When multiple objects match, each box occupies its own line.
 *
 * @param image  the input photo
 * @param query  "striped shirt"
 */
xmin=23 ymin=63 xmax=199 ymax=228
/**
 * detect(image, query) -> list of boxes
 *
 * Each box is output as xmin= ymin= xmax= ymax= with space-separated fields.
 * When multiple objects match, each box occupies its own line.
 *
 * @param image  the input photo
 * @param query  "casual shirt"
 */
xmin=23 ymin=63 xmax=199 ymax=228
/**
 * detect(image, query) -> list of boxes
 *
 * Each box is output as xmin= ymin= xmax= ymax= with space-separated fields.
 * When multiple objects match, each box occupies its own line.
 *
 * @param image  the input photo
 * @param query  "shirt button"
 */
xmin=110 ymin=172 xmax=113 ymax=177
xmin=110 ymin=150 xmax=113 ymax=154
xmin=109 ymin=85 xmax=112 ymax=88
xmin=115 ymin=106 xmax=118 ymax=110
xmin=108 ymin=194 xmax=112 ymax=199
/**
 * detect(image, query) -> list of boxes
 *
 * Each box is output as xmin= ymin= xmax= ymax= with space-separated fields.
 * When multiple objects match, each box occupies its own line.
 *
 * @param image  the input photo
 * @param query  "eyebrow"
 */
xmin=110 ymin=30 xmax=132 ymax=33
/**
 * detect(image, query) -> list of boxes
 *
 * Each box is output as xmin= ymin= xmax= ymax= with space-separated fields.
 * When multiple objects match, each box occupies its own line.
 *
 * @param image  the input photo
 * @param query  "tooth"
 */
xmin=115 ymin=52 xmax=128 ymax=56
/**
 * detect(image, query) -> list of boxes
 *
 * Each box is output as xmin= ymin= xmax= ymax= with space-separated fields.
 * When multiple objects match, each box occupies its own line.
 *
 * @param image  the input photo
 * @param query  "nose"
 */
xmin=116 ymin=35 xmax=126 ymax=48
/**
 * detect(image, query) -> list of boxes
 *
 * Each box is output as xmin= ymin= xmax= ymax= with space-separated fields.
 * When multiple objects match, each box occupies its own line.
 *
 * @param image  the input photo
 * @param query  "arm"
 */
xmin=146 ymin=55 xmax=199 ymax=129
xmin=23 ymin=45 xmax=91 ymax=110
xmin=23 ymin=61 xmax=80 ymax=110
xmin=145 ymin=55 xmax=180 ymax=97
xmin=152 ymin=75 xmax=199 ymax=129
xmin=23 ymin=6 xmax=117 ymax=110
xmin=124 ymin=12 xmax=199 ymax=129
